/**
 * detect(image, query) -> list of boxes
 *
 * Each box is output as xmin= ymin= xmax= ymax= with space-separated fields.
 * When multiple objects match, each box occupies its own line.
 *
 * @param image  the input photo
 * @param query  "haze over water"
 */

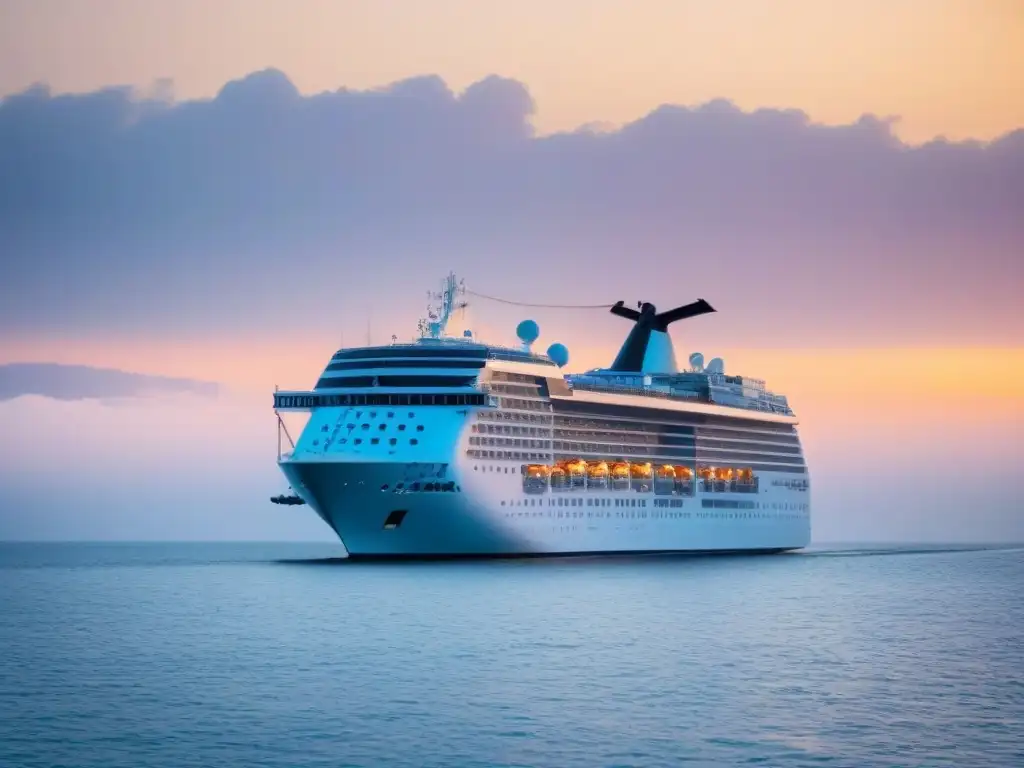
xmin=1 ymin=542 xmax=1022 ymax=767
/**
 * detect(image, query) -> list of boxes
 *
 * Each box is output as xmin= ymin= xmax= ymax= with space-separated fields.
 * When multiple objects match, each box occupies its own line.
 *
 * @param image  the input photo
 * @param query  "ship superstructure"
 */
xmin=273 ymin=273 xmax=810 ymax=558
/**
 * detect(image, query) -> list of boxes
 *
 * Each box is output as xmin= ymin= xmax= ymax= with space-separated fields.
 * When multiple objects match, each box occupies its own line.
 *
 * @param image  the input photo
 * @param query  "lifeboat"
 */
xmin=735 ymin=467 xmax=757 ymax=493
xmin=564 ymin=458 xmax=587 ymax=489
xmin=670 ymin=466 xmax=693 ymax=495
xmin=610 ymin=461 xmax=630 ymax=490
xmin=587 ymin=461 xmax=609 ymax=489
xmin=654 ymin=464 xmax=676 ymax=495
xmin=550 ymin=465 xmax=568 ymax=491
xmin=630 ymin=462 xmax=653 ymax=492
xmin=630 ymin=462 xmax=653 ymax=479
xmin=523 ymin=463 xmax=550 ymax=494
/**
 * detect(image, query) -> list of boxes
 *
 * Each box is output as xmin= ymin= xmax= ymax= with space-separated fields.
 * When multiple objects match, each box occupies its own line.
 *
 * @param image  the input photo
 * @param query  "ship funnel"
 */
xmin=608 ymin=299 xmax=715 ymax=374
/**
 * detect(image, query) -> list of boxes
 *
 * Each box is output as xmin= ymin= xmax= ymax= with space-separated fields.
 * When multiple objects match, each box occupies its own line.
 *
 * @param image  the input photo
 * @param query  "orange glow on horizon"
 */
xmin=2 ymin=336 xmax=1022 ymax=415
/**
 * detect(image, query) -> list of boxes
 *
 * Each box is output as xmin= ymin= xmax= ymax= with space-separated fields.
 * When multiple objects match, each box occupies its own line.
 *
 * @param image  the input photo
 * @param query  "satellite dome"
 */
xmin=706 ymin=357 xmax=725 ymax=374
xmin=547 ymin=343 xmax=570 ymax=368
xmin=516 ymin=319 xmax=540 ymax=345
xmin=689 ymin=352 xmax=705 ymax=371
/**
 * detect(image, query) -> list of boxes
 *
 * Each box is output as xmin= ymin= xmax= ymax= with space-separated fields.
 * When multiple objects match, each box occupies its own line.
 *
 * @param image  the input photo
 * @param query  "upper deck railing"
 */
xmin=565 ymin=379 xmax=793 ymax=415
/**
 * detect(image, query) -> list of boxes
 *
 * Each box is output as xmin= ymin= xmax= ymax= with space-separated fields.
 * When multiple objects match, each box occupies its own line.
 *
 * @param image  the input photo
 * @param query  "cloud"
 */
xmin=1 ymin=69 xmax=1021 ymax=345
xmin=0 ymin=363 xmax=218 ymax=402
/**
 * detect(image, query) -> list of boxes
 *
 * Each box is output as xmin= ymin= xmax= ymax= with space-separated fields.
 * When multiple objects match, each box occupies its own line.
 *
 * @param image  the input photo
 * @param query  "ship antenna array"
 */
xmin=416 ymin=273 xmax=615 ymax=339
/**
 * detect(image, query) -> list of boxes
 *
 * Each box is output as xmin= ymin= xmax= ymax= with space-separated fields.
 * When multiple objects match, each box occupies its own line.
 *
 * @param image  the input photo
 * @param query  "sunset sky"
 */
xmin=3 ymin=0 xmax=1023 ymax=143
xmin=0 ymin=0 xmax=1021 ymax=543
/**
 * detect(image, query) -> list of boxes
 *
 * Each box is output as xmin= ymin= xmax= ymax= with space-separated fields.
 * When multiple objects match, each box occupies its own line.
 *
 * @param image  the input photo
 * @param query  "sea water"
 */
xmin=1 ymin=543 xmax=1021 ymax=767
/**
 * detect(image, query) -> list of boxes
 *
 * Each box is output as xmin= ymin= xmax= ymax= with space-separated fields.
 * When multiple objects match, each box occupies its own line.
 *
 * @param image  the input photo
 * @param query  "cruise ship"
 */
xmin=273 ymin=274 xmax=810 ymax=558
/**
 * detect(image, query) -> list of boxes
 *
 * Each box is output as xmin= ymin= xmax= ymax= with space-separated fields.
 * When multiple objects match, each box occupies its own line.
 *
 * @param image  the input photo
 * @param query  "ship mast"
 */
xmin=417 ymin=271 xmax=468 ymax=339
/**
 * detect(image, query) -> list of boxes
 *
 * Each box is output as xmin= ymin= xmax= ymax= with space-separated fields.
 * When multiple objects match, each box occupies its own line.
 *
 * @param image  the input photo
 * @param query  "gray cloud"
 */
xmin=0 ymin=363 xmax=218 ymax=402
xmin=1 ymin=69 xmax=1021 ymax=344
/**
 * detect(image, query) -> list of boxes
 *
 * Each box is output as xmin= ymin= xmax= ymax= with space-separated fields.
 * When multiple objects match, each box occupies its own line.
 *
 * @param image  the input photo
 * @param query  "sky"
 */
xmin=0 ymin=0 xmax=1021 ymax=543
xmin=2 ymin=0 xmax=1023 ymax=143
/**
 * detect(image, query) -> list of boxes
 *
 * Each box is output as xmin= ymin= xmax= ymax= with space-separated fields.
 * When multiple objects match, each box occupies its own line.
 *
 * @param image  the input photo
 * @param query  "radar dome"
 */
xmin=547 ymin=343 xmax=570 ymax=368
xmin=516 ymin=319 xmax=540 ymax=345
xmin=706 ymin=357 xmax=724 ymax=374
xmin=689 ymin=352 xmax=705 ymax=371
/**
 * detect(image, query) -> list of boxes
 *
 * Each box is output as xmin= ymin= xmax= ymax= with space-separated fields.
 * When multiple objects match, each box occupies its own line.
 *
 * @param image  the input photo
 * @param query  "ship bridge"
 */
xmin=273 ymin=339 xmax=556 ymax=411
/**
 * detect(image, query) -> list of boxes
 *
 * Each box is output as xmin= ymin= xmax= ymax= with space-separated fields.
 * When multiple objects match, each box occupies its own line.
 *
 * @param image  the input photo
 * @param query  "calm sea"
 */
xmin=1 ymin=543 xmax=1021 ymax=768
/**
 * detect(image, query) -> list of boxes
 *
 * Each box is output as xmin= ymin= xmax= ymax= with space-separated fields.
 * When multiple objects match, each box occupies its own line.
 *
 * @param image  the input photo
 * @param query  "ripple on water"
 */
xmin=0 ymin=543 xmax=1022 ymax=767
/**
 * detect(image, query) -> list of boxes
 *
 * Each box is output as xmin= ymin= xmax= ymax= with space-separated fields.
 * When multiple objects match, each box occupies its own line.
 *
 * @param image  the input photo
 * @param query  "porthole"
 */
xmin=416 ymin=424 xmax=424 ymax=432
xmin=389 ymin=438 xmax=397 ymax=445
xmin=398 ymin=424 xmax=406 ymax=431
xmin=380 ymin=484 xmax=389 ymax=491
xmin=410 ymin=439 xmax=418 ymax=445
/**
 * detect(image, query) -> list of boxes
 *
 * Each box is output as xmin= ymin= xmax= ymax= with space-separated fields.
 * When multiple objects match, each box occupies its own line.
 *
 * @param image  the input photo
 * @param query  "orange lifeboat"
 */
xmin=630 ymin=462 xmax=653 ymax=479
xmin=610 ymin=461 xmax=630 ymax=490
xmin=587 ymin=460 xmax=609 ymax=488
xmin=522 ymin=464 xmax=550 ymax=494
xmin=565 ymin=458 xmax=588 ymax=474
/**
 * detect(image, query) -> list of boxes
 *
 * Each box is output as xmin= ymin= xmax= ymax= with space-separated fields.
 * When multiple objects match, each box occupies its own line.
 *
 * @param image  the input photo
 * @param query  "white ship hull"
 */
xmin=278 ymin=404 xmax=811 ymax=558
